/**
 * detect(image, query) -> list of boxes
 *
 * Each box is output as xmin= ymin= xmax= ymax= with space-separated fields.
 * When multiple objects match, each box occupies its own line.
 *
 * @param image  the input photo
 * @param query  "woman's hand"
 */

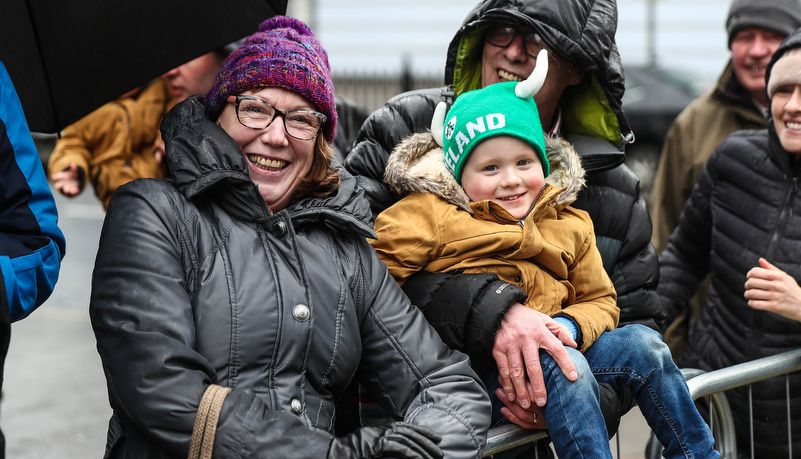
xmin=492 ymin=303 xmax=577 ymax=411
xmin=51 ymin=162 xmax=82 ymax=197
xmin=745 ymin=258 xmax=801 ymax=322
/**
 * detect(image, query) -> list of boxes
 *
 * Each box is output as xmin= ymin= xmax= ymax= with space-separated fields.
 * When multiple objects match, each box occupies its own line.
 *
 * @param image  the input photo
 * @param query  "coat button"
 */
xmin=291 ymin=398 xmax=303 ymax=415
xmin=272 ymin=221 xmax=287 ymax=238
xmin=293 ymin=304 xmax=310 ymax=322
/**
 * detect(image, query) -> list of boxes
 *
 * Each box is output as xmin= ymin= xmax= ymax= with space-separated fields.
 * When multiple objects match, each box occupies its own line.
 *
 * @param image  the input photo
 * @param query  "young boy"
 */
xmin=370 ymin=75 xmax=719 ymax=459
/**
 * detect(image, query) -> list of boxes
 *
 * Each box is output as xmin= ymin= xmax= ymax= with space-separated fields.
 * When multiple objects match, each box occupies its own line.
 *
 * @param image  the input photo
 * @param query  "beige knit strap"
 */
xmin=189 ymin=385 xmax=218 ymax=459
xmin=188 ymin=384 xmax=232 ymax=459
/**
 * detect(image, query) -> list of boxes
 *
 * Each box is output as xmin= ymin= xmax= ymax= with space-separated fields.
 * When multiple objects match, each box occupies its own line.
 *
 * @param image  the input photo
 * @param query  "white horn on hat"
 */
xmin=431 ymin=101 xmax=448 ymax=147
xmin=515 ymin=49 xmax=549 ymax=99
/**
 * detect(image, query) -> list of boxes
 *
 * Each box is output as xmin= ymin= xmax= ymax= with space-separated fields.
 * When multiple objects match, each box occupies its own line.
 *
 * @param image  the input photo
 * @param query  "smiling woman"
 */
xmin=217 ymin=88 xmax=319 ymax=211
xmin=88 ymin=15 xmax=491 ymax=459
xmin=658 ymin=28 xmax=801 ymax=458
xmin=768 ymin=47 xmax=801 ymax=154
xmin=202 ymin=17 xmax=342 ymax=213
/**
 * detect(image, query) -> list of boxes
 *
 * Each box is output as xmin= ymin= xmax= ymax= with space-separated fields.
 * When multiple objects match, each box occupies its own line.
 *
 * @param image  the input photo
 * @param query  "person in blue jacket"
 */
xmin=0 ymin=61 xmax=66 ymax=455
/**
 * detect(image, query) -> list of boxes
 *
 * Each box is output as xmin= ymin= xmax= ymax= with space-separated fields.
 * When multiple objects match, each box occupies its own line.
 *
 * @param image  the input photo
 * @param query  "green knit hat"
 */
xmin=441 ymin=81 xmax=549 ymax=183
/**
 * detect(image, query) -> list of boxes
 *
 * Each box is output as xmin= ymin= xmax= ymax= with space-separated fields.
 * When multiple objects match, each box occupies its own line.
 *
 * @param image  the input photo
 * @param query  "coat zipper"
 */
xmin=748 ymin=175 xmax=797 ymax=360
xmin=764 ymin=176 xmax=797 ymax=259
xmin=488 ymin=185 xmax=547 ymax=228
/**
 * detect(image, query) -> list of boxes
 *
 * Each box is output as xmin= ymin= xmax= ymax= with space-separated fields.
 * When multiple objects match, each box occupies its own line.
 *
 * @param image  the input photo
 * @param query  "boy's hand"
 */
xmin=745 ymin=258 xmax=801 ymax=322
xmin=545 ymin=316 xmax=579 ymax=348
xmin=492 ymin=303 xmax=578 ymax=410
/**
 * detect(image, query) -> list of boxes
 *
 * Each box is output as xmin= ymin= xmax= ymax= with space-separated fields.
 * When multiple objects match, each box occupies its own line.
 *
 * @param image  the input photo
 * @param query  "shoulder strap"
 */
xmin=188 ymin=384 xmax=232 ymax=459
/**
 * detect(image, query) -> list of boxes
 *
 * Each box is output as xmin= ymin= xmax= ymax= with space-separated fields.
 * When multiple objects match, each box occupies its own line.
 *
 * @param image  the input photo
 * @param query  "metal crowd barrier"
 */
xmin=482 ymin=348 xmax=801 ymax=458
xmin=482 ymin=424 xmax=548 ymax=457
xmin=667 ymin=348 xmax=801 ymax=459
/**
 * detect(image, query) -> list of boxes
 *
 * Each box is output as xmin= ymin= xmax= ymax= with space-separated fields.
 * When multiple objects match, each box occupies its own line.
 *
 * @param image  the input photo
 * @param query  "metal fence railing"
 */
xmin=482 ymin=348 xmax=801 ymax=458
xmin=482 ymin=424 xmax=549 ymax=458
xmin=649 ymin=348 xmax=801 ymax=459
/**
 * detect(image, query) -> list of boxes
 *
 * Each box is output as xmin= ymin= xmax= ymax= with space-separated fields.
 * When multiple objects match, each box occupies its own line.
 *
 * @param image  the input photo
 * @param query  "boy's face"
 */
xmin=460 ymin=136 xmax=545 ymax=220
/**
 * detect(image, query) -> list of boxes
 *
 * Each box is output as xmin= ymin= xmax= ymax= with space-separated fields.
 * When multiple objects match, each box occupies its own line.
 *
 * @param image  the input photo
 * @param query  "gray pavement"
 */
xmin=1 ymin=181 xmax=655 ymax=458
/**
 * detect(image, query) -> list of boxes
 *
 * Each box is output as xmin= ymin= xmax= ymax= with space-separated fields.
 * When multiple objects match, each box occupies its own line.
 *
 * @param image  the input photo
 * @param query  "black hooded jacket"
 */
xmin=344 ymin=0 xmax=662 ymax=373
xmin=658 ymin=30 xmax=801 ymax=459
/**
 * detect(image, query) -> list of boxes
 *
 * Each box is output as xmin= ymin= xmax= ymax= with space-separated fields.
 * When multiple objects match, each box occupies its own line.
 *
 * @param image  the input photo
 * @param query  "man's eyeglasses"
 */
xmin=484 ymin=26 xmax=553 ymax=59
xmin=228 ymin=95 xmax=327 ymax=141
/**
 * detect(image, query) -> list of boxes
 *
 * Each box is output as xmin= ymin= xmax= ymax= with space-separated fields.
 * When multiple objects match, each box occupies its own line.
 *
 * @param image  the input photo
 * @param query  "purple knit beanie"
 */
xmin=204 ymin=16 xmax=337 ymax=143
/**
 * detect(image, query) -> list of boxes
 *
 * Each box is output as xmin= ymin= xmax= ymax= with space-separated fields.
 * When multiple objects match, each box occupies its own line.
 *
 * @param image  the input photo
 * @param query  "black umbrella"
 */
xmin=0 ymin=0 xmax=287 ymax=134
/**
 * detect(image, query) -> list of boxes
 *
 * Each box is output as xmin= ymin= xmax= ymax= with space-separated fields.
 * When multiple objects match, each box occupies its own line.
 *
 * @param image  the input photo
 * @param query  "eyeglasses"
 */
xmin=484 ymin=26 xmax=553 ymax=59
xmin=228 ymin=95 xmax=327 ymax=141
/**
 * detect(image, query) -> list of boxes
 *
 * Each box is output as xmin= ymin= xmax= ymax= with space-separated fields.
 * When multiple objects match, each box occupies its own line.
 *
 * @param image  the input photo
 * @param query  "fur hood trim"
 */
xmin=384 ymin=132 xmax=585 ymax=213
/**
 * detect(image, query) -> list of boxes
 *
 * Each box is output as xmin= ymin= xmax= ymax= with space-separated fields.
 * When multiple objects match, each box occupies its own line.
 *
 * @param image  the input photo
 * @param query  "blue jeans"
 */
xmin=487 ymin=325 xmax=719 ymax=459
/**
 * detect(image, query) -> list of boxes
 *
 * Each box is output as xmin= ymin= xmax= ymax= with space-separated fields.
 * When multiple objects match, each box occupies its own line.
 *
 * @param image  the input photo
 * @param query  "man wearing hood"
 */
xmin=345 ymin=0 xmax=662 ymax=445
xmin=658 ymin=27 xmax=801 ymax=458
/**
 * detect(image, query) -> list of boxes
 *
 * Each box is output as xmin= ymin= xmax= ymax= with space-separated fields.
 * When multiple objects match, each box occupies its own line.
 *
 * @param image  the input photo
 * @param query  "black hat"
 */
xmin=726 ymin=0 xmax=801 ymax=47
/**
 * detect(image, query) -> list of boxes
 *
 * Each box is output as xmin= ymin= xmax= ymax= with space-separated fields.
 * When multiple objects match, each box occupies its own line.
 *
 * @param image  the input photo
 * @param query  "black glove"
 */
xmin=327 ymin=422 xmax=444 ymax=459
xmin=599 ymin=383 xmax=635 ymax=439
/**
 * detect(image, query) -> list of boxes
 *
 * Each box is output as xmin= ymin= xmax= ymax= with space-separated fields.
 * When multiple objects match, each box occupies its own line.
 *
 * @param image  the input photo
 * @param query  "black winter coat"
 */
xmin=344 ymin=0 xmax=662 ymax=374
xmin=659 ymin=32 xmax=801 ymax=457
xmin=90 ymin=97 xmax=490 ymax=459
xmin=658 ymin=123 xmax=801 ymax=458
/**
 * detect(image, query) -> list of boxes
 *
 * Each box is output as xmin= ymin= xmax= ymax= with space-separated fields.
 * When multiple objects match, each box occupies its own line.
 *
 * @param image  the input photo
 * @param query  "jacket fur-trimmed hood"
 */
xmin=384 ymin=131 xmax=585 ymax=213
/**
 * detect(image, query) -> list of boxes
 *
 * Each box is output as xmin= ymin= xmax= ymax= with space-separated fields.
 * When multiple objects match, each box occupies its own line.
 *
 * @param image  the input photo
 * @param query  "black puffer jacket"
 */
xmin=90 ymin=97 xmax=490 ymax=459
xmin=658 ymin=31 xmax=801 ymax=459
xmin=344 ymin=0 xmax=662 ymax=372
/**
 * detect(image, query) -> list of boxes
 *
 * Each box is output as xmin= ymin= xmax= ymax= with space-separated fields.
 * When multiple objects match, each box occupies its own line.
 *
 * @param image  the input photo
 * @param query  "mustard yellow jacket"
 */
xmin=48 ymin=78 xmax=173 ymax=210
xmin=371 ymin=133 xmax=618 ymax=351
